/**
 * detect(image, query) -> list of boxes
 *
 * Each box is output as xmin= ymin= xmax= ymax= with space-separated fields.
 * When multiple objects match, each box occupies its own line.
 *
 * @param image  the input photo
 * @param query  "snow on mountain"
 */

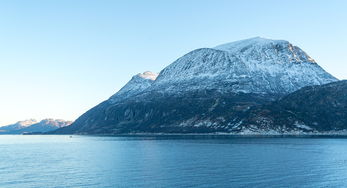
xmin=109 ymin=71 xmax=158 ymax=103
xmin=214 ymin=37 xmax=315 ymax=64
xmin=0 ymin=119 xmax=72 ymax=134
xmin=152 ymin=37 xmax=337 ymax=95
xmin=19 ymin=119 xmax=72 ymax=133
xmin=0 ymin=119 xmax=38 ymax=132
xmin=38 ymin=119 xmax=72 ymax=128
xmin=15 ymin=119 xmax=38 ymax=127
xmin=138 ymin=71 xmax=158 ymax=80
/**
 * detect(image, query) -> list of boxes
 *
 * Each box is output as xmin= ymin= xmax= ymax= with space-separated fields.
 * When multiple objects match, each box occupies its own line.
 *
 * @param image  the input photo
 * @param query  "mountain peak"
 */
xmin=137 ymin=71 xmax=158 ymax=81
xmin=16 ymin=119 xmax=38 ymax=127
xmin=214 ymin=37 xmax=316 ymax=63
xmin=39 ymin=118 xmax=72 ymax=125
xmin=214 ymin=37 xmax=288 ymax=50
xmin=109 ymin=71 xmax=158 ymax=103
xmin=152 ymin=37 xmax=336 ymax=94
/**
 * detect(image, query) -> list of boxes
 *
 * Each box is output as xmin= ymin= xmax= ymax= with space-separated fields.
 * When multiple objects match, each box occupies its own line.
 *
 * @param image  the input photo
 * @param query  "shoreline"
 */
xmin=18 ymin=132 xmax=347 ymax=138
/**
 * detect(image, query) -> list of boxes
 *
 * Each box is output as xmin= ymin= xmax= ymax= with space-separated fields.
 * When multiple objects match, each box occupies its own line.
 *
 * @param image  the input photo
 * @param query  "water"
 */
xmin=1 ymin=135 xmax=347 ymax=187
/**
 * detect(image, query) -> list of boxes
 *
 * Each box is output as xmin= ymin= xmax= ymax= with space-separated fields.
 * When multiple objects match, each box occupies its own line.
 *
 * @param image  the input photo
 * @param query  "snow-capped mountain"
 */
xmin=19 ymin=119 xmax=72 ymax=133
xmin=0 ymin=119 xmax=38 ymax=133
xmin=53 ymin=37 xmax=339 ymax=135
xmin=0 ymin=119 xmax=72 ymax=134
xmin=152 ymin=37 xmax=336 ymax=95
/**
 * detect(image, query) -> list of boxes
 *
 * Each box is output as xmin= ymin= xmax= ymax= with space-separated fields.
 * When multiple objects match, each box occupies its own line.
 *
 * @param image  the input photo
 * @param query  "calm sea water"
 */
xmin=1 ymin=135 xmax=347 ymax=187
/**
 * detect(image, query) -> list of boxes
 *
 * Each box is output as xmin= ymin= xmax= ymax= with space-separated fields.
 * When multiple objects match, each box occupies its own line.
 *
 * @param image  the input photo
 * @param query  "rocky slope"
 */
xmin=53 ymin=37 xmax=339 ymax=134
xmin=235 ymin=80 xmax=347 ymax=134
xmin=1 ymin=119 xmax=72 ymax=134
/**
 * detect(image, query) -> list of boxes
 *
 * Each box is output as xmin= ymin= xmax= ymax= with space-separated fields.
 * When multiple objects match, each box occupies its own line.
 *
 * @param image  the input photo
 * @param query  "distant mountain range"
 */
xmin=0 ymin=119 xmax=72 ymax=134
xmin=52 ymin=37 xmax=345 ymax=135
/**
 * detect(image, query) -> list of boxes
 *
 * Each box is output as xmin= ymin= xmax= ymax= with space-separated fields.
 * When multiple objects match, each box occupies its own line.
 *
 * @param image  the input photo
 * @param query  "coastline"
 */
xmin=20 ymin=131 xmax=347 ymax=138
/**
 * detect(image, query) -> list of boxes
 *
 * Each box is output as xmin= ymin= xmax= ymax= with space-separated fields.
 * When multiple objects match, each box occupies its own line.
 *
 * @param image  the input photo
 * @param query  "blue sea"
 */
xmin=1 ymin=135 xmax=347 ymax=187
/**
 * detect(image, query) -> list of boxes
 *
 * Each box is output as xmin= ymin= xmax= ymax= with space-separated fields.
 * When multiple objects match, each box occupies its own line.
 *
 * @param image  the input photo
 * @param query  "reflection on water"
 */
xmin=0 ymin=135 xmax=347 ymax=187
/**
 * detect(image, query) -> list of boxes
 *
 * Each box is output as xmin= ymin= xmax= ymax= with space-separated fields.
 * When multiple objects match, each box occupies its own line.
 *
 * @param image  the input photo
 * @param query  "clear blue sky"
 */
xmin=0 ymin=0 xmax=346 ymax=125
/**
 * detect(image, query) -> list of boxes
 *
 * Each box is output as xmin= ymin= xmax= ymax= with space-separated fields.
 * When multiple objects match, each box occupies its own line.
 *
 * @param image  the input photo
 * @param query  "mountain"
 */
xmin=234 ymin=80 xmax=347 ymax=134
xmin=19 ymin=119 xmax=73 ymax=134
xmin=152 ymin=37 xmax=335 ymax=95
xmin=0 ymin=119 xmax=38 ymax=134
xmin=0 ymin=119 xmax=72 ymax=134
xmin=53 ymin=37 xmax=338 ymax=135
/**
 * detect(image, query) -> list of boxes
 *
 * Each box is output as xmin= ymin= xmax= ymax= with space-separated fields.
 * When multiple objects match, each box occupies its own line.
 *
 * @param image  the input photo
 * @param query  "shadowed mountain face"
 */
xmin=236 ymin=80 xmax=347 ymax=134
xmin=54 ymin=91 xmax=278 ymax=134
xmin=53 ymin=37 xmax=339 ymax=135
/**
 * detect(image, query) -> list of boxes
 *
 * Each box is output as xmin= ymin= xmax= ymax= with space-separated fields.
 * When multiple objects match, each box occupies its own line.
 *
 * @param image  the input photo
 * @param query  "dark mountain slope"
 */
xmin=236 ymin=80 xmax=347 ymax=134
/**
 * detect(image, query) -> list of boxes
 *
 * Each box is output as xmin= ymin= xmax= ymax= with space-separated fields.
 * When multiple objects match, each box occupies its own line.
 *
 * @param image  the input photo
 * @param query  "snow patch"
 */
xmin=294 ymin=121 xmax=313 ymax=130
xmin=138 ymin=71 xmax=158 ymax=81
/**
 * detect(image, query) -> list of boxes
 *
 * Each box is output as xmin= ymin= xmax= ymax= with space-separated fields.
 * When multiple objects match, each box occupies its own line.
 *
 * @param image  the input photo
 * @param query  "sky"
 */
xmin=0 ymin=0 xmax=346 ymax=125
